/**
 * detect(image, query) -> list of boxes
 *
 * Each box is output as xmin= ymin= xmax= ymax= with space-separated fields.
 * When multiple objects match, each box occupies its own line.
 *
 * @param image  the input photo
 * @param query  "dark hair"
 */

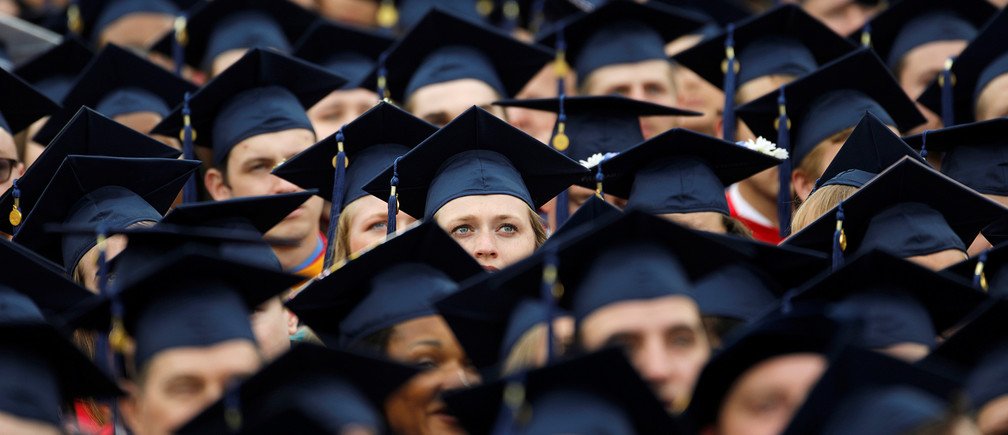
xmin=702 ymin=315 xmax=747 ymax=350
xmin=722 ymin=215 xmax=754 ymax=239
xmin=353 ymin=327 xmax=396 ymax=356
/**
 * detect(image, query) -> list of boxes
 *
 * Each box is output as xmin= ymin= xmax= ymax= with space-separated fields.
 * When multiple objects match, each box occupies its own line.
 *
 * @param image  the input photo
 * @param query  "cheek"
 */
xmin=348 ymin=229 xmax=383 ymax=254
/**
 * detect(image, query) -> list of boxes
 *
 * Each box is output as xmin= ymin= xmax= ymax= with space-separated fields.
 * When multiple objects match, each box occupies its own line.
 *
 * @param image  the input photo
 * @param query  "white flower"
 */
xmin=579 ymin=152 xmax=619 ymax=168
xmin=737 ymin=136 xmax=789 ymax=160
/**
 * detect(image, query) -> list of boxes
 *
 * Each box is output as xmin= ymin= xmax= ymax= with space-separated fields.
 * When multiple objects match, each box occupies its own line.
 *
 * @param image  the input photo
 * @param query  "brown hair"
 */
xmin=333 ymin=197 xmax=363 ymax=263
xmin=790 ymin=184 xmax=858 ymax=234
xmin=529 ymin=206 xmax=548 ymax=249
xmin=722 ymin=215 xmax=754 ymax=239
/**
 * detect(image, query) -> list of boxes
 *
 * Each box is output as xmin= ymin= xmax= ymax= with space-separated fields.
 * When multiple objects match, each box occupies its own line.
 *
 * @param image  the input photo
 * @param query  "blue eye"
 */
xmin=452 ymin=225 xmax=473 ymax=236
xmin=499 ymin=224 xmax=518 ymax=234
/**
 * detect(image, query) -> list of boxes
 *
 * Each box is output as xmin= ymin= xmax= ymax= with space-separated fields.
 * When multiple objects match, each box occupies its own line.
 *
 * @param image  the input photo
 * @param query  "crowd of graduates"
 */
xmin=1 ymin=0 xmax=1008 ymax=434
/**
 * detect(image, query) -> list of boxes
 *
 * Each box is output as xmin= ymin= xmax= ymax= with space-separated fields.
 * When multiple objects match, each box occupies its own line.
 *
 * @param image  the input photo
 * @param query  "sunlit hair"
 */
xmin=333 ymin=198 xmax=363 ymax=263
xmin=791 ymin=184 xmax=858 ymax=234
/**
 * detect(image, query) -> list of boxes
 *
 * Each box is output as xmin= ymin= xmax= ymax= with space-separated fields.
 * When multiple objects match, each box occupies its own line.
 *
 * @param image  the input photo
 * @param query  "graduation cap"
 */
xmin=546 ymin=194 xmax=621 ymax=244
xmin=789 ymin=250 xmax=985 ymax=351
xmin=445 ymin=348 xmax=681 ymax=435
xmin=292 ymin=19 xmax=395 ymax=90
xmin=0 ymin=107 xmax=181 ymax=236
xmin=814 ymin=112 xmax=926 ymax=191
xmin=920 ymin=299 xmax=1008 ymax=410
xmin=0 ymin=65 xmax=59 ymax=134
xmin=32 ymin=44 xmax=198 ymax=145
xmin=903 ymin=117 xmax=1008 ymax=197
xmin=859 ymin=0 xmax=995 ymax=71
xmin=376 ymin=8 xmax=552 ymax=104
xmin=0 ymin=13 xmax=60 ymax=66
xmin=176 ymin=343 xmax=418 ymax=434
xmin=653 ymin=0 xmax=750 ymax=28
xmin=390 ymin=0 xmax=490 ymax=33
xmin=917 ymin=8 xmax=1008 ymax=126
xmin=492 ymin=95 xmax=701 ymax=162
xmin=285 ymin=221 xmax=485 ymax=348
xmin=781 ymin=346 xmax=960 ymax=435
xmin=148 ymin=0 xmax=316 ymax=72
xmin=362 ymin=106 xmax=588 ymax=220
xmin=536 ymin=0 xmax=706 ymax=80
xmin=515 ymin=0 xmax=601 ymax=37
xmin=68 ymin=0 xmax=198 ymax=43
xmin=12 ymin=36 xmax=93 ymax=103
xmin=151 ymin=48 xmax=347 ymax=167
xmin=585 ymin=128 xmax=782 ymax=216
xmin=672 ymin=5 xmax=856 ymax=141
xmin=685 ymin=309 xmax=855 ymax=430
xmin=0 ymin=237 xmax=95 ymax=320
xmin=12 ymin=155 xmax=199 ymax=272
xmin=0 ymin=288 xmax=121 ymax=427
xmin=942 ymin=240 xmax=1008 ymax=297
xmin=784 ymin=157 xmax=1008 ymax=263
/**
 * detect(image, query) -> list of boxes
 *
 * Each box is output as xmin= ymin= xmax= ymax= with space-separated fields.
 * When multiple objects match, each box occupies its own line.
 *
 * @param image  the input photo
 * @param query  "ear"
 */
xmin=285 ymin=308 xmax=299 ymax=336
xmin=118 ymin=381 xmax=142 ymax=434
xmin=204 ymin=167 xmax=232 ymax=201
xmin=791 ymin=168 xmax=815 ymax=204
xmin=714 ymin=116 xmax=724 ymax=140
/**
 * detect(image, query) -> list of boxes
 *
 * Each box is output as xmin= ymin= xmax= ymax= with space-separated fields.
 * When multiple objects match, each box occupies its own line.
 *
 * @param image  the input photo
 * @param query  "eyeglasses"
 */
xmin=0 ymin=159 xmax=18 ymax=184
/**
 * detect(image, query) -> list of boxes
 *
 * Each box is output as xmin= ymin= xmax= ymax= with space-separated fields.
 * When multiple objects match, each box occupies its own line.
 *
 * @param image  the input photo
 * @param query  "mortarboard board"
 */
xmin=292 ymin=19 xmax=395 ymax=90
xmin=903 ymin=117 xmax=1008 ymax=197
xmin=362 ymin=106 xmax=588 ymax=220
xmin=492 ymin=95 xmax=700 ymax=162
xmin=444 ymin=348 xmax=682 ymax=435
xmin=942 ymin=240 xmax=1008 ymax=298
xmin=176 ymin=343 xmax=418 ymax=435
xmin=393 ymin=0 xmax=490 ymax=33
xmin=917 ymin=8 xmax=1008 ymax=126
xmin=684 ymin=309 xmax=855 ymax=430
xmin=12 ymin=36 xmax=93 ymax=103
xmin=0 ymin=13 xmax=60 ymax=67
xmin=0 ymin=65 xmax=59 ymax=135
xmin=789 ymin=250 xmax=986 ymax=351
xmin=785 ymin=157 xmax=1008 ymax=262
xmin=585 ymin=127 xmax=782 ymax=216
xmin=0 ymin=107 xmax=181 ymax=236
xmin=536 ymin=0 xmax=705 ymax=80
xmin=152 ymin=48 xmax=347 ymax=167
xmin=286 ymin=221 xmax=485 ymax=349
xmin=68 ymin=0 xmax=199 ymax=44
xmin=815 ymin=112 xmax=926 ymax=190
xmin=0 ymin=288 xmax=121 ymax=426
xmin=377 ymin=8 xmax=553 ymax=104
xmin=12 ymin=155 xmax=199 ymax=272
xmin=0 ymin=237 xmax=95 ymax=321
xmin=32 ymin=44 xmax=197 ymax=145
xmin=653 ymin=0 xmax=750 ymax=28
xmin=547 ymin=193 xmax=620 ymax=243
xmin=149 ymin=0 xmax=316 ymax=73
xmin=859 ymin=0 xmax=995 ymax=71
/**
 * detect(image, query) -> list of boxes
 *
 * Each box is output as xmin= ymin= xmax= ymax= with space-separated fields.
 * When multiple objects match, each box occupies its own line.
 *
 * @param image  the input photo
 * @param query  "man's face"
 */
xmin=579 ymin=295 xmax=711 ymax=413
xmin=307 ymin=88 xmax=379 ymax=140
xmin=407 ymin=79 xmax=505 ymax=127
xmin=976 ymin=73 xmax=1008 ymax=122
xmin=250 ymin=297 xmax=297 ymax=361
xmin=122 ymin=340 xmax=261 ymax=435
xmin=207 ymin=128 xmax=324 ymax=243
xmin=898 ymin=40 xmax=968 ymax=134
xmin=582 ymin=59 xmax=679 ymax=139
xmin=316 ymin=0 xmax=378 ymax=27
xmin=112 ymin=112 xmax=182 ymax=151
xmin=505 ymin=64 xmax=575 ymax=144
xmin=794 ymin=0 xmax=883 ymax=37
xmin=713 ymin=353 xmax=827 ymax=435
xmin=98 ymin=13 xmax=174 ymax=49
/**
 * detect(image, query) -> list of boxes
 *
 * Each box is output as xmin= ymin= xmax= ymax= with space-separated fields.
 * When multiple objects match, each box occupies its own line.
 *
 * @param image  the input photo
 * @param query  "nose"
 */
xmin=634 ymin=337 xmax=675 ymax=387
xmin=626 ymin=85 xmax=647 ymax=102
xmin=440 ymin=365 xmax=481 ymax=392
xmin=472 ymin=231 xmax=498 ymax=260
xmin=507 ymin=108 xmax=530 ymax=129
xmin=271 ymin=173 xmax=302 ymax=195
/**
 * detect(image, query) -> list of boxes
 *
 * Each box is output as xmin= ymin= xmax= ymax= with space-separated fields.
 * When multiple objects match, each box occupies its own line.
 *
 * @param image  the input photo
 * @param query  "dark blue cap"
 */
xmin=149 ymin=0 xmax=317 ymax=72
xmin=575 ymin=241 xmax=692 ymax=320
xmin=0 ymin=65 xmax=59 ymax=134
xmin=673 ymin=5 xmax=856 ymax=93
xmin=72 ymin=0 xmax=198 ymax=43
xmin=785 ymin=157 xmax=1008 ymax=261
xmin=445 ymin=348 xmax=681 ymax=435
xmin=0 ymin=288 xmax=121 ymax=425
xmin=782 ymin=346 xmax=959 ymax=435
xmin=292 ymin=20 xmax=394 ymax=90
xmin=653 ymin=0 xmax=750 ymax=27
xmin=791 ymin=250 xmax=985 ymax=350
xmin=363 ymin=106 xmax=588 ymax=219
xmin=860 ymin=0 xmax=995 ymax=70
xmin=0 ymin=107 xmax=181 ymax=235
xmin=273 ymin=101 xmax=436 ymax=209
xmin=917 ymin=8 xmax=1008 ymax=125
xmin=286 ymin=222 xmax=484 ymax=348
xmin=378 ymin=8 xmax=552 ymax=103
xmin=12 ymin=36 xmax=94 ymax=103
xmin=537 ymin=0 xmax=705 ymax=80
xmin=152 ymin=49 xmax=347 ymax=166
xmin=176 ymin=343 xmax=418 ymax=435
xmin=904 ymin=117 xmax=1008 ymax=196
xmin=492 ymin=95 xmax=701 ymax=162
xmin=0 ymin=236 xmax=95 ymax=322
xmin=736 ymin=48 xmax=924 ymax=170
xmin=32 ymin=44 xmax=197 ymax=145
xmin=547 ymin=194 xmax=621 ymax=244
xmin=587 ymin=128 xmax=782 ymax=216
xmin=942 ymin=240 xmax=1008 ymax=298
xmin=395 ymin=0 xmax=489 ymax=33
xmin=12 ymin=155 xmax=199 ymax=272
xmin=685 ymin=308 xmax=855 ymax=429
xmin=815 ymin=112 xmax=926 ymax=190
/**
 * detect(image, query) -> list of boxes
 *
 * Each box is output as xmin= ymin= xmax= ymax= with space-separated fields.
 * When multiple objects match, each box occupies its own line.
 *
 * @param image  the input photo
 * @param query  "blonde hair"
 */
xmin=529 ymin=206 xmax=548 ymax=248
xmin=791 ymin=184 xmax=858 ymax=233
xmin=333 ymin=198 xmax=362 ymax=263
xmin=502 ymin=324 xmax=548 ymax=375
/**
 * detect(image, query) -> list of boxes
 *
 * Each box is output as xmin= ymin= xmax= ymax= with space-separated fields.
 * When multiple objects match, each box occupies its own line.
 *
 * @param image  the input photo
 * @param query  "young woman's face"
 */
xmin=346 ymin=195 xmax=417 ymax=256
xmin=383 ymin=316 xmax=480 ymax=435
xmin=435 ymin=194 xmax=539 ymax=272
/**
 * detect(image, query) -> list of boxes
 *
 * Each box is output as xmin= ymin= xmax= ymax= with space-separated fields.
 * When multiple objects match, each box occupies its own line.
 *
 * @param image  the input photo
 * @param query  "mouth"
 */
xmin=282 ymin=204 xmax=306 ymax=220
xmin=428 ymin=405 xmax=459 ymax=426
xmin=482 ymin=265 xmax=500 ymax=272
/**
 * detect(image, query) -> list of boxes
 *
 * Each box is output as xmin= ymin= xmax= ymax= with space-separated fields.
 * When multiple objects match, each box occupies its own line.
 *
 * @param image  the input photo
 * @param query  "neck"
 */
xmin=273 ymin=233 xmax=323 ymax=272
xmin=737 ymin=180 xmax=779 ymax=227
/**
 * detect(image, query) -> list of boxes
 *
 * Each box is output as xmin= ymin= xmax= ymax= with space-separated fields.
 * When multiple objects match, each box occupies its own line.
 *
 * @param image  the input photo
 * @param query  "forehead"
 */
xmin=387 ymin=315 xmax=458 ymax=348
xmin=144 ymin=339 xmax=260 ymax=382
xmin=582 ymin=295 xmax=702 ymax=335
xmin=584 ymin=59 xmax=673 ymax=90
xmin=436 ymin=194 xmax=529 ymax=220
xmin=408 ymin=79 xmax=500 ymax=115
xmin=225 ymin=128 xmax=316 ymax=162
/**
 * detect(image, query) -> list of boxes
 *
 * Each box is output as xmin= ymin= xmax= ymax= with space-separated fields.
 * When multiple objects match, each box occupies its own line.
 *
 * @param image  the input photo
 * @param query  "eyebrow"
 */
xmin=410 ymin=339 xmax=443 ymax=350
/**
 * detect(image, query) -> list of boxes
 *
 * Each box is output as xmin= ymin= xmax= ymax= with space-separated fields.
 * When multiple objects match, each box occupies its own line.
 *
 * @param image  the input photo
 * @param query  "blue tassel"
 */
xmin=776 ymin=87 xmax=792 ymax=237
xmin=490 ymin=377 xmax=528 ymax=435
xmin=595 ymin=158 xmax=606 ymax=197
xmin=324 ymin=129 xmax=347 ymax=270
xmin=920 ymin=130 xmax=929 ymax=159
xmin=832 ymin=203 xmax=846 ymax=271
xmin=387 ymin=156 xmax=401 ymax=235
xmin=376 ymin=53 xmax=390 ymax=102
xmin=973 ymin=251 xmax=988 ymax=291
xmin=172 ymin=14 xmax=187 ymax=77
xmin=859 ymin=22 xmax=872 ymax=48
xmin=223 ymin=383 xmax=243 ymax=432
xmin=722 ymin=23 xmax=738 ymax=142
xmin=553 ymin=90 xmax=570 ymax=226
xmin=940 ymin=57 xmax=955 ymax=127
xmin=181 ymin=92 xmax=198 ymax=204
xmin=10 ymin=178 xmax=21 ymax=235
xmin=540 ymin=245 xmax=558 ymax=362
